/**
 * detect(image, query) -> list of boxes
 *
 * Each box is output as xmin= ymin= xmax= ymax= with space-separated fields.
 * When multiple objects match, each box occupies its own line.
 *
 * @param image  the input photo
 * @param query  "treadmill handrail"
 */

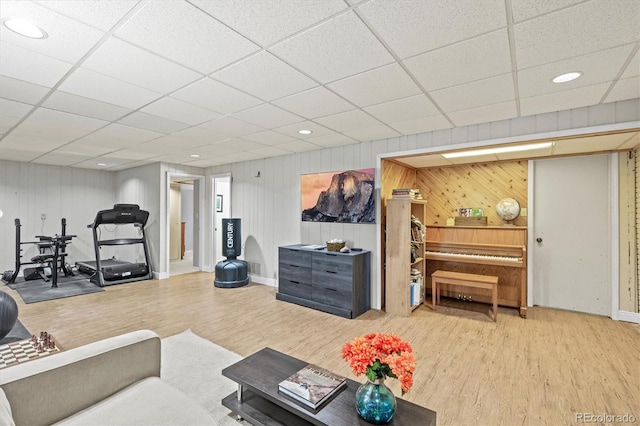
xmin=97 ymin=238 xmax=147 ymax=245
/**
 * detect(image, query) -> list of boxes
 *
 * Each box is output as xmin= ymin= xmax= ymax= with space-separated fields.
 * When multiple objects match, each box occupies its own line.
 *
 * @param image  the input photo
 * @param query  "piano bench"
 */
xmin=431 ymin=270 xmax=499 ymax=321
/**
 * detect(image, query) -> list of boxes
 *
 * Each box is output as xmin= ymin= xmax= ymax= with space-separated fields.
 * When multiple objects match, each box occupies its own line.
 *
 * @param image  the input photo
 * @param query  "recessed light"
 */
xmin=551 ymin=72 xmax=582 ymax=84
xmin=3 ymin=18 xmax=47 ymax=39
xmin=190 ymin=154 xmax=200 ymax=158
xmin=442 ymin=142 xmax=553 ymax=159
xmin=97 ymin=162 xmax=107 ymax=166
xmin=298 ymin=129 xmax=313 ymax=135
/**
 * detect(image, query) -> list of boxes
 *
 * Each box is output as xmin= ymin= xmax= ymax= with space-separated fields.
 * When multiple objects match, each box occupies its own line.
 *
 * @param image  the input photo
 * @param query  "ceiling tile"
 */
xmin=183 ymin=157 xmax=233 ymax=167
xmin=2 ymin=108 xmax=107 ymax=149
xmin=231 ymin=103 xmax=303 ymax=129
xmin=306 ymin=133 xmax=359 ymax=148
xmin=59 ymin=68 xmax=162 ymax=109
xmin=327 ymin=63 xmax=421 ymax=107
xmin=170 ymin=126 xmax=229 ymax=144
xmin=188 ymin=142 xmax=240 ymax=157
xmin=364 ymin=95 xmax=440 ymax=123
xmin=212 ymin=51 xmax=317 ymax=101
xmin=0 ymin=76 xmax=49 ymax=105
xmin=192 ymin=0 xmax=348 ymax=46
xmin=0 ymin=98 xmax=32 ymax=119
xmin=220 ymin=138 xmax=266 ymax=151
xmin=0 ymin=1 xmax=105 ymax=63
xmin=389 ymin=115 xmax=453 ymax=135
xmin=117 ymin=111 xmax=191 ymax=134
xmin=31 ymin=151 xmax=92 ymax=166
xmin=198 ymin=116 xmax=264 ymax=137
xmin=357 ymin=0 xmax=506 ymax=58
xmin=404 ymin=29 xmax=512 ymax=91
xmin=96 ymin=149 xmax=161 ymax=161
xmin=621 ymin=49 xmax=640 ymax=79
xmin=510 ymin=0 xmax=585 ymax=22
xmin=171 ymin=78 xmax=262 ymax=115
xmin=0 ymin=147 xmax=41 ymax=162
xmin=272 ymin=86 xmax=353 ymax=119
xmin=129 ymin=135 xmax=206 ymax=154
xmin=518 ymin=45 xmax=636 ymax=98
xmin=520 ymin=82 xmax=610 ymax=116
xmin=34 ymin=0 xmax=139 ymax=31
xmin=242 ymin=130 xmax=297 ymax=146
xmin=0 ymin=115 xmax=19 ymax=135
xmin=315 ymin=109 xmax=382 ymax=133
xmin=344 ymin=124 xmax=400 ymax=142
xmin=0 ymin=41 xmax=72 ymax=88
xmin=250 ymin=145 xmax=290 ymax=157
xmin=224 ymin=150 xmax=265 ymax=162
xmin=115 ymin=0 xmax=259 ymax=74
xmin=275 ymin=139 xmax=322 ymax=153
xmin=54 ymin=143 xmax=112 ymax=156
xmin=430 ymin=74 xmax=515 ymax=112
xmin=141 ymin=97 xmax=220 ymax=126
xmin=448 ymin=101 xmax=518 ymax=127
xmin=273 ymin=121 xmax=334 ymax=139
xmin=69 ymin=123 xmax=163 ymax=152
xmin=605 ymin=76 xmax=640 ymax=103
xmin=42 ymin=91 xmax=131 ymax=121
xmin=514 ymin=0 xmax=640 ymax=69
xmin=82 ymin=38 xmax=202 ymax=93
xmin=270 ymin=11 xmax=394 ymax=83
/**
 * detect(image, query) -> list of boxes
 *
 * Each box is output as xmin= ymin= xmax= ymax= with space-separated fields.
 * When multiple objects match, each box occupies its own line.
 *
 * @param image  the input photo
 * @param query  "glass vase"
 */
xmin=355 ymin=378 xmax=397 ymax=424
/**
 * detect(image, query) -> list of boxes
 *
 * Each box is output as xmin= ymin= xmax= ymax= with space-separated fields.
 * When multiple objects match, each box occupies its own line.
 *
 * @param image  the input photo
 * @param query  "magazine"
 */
xmin=278 ymin=364 xmax=347 ymax=409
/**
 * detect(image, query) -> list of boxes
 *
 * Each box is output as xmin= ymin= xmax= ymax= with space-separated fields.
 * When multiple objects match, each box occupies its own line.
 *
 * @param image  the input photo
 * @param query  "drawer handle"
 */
xmin=290 ymin=280 xmax=300 ymax=284
xmin=324 ymin=287 xmax=337 ymax=292
xmin=324 ymin=253 xmax=337 ymax=257
xmin=325 ymin=270 xmax=337 ymax=274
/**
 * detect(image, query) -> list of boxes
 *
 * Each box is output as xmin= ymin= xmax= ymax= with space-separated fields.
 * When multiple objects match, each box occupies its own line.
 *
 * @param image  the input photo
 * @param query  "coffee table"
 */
xmin=222 ymin=347 xmax=436 ymax=426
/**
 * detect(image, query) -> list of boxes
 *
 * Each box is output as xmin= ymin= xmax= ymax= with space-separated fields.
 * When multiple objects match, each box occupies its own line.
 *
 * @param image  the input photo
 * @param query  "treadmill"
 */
xmin=76 ymin=204 xmax=153 ymax=287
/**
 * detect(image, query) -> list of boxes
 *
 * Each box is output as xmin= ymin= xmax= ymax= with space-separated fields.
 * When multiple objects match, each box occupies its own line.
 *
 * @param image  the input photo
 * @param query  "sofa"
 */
xmin=0 ymin=330 xmax=218 ymax=425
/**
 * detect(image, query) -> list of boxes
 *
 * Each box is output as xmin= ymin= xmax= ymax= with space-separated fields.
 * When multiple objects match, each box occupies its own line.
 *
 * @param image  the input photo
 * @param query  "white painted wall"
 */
xmin=0 ymin=160 xmax=116 ymax=275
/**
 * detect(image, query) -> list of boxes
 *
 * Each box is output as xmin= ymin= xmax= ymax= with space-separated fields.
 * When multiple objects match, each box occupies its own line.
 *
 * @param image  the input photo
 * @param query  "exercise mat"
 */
xmin=13 ymin=278 xmax=103 ymax=304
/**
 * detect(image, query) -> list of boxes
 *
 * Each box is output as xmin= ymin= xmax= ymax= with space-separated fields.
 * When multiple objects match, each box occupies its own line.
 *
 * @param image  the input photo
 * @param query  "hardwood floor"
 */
xmin=7 ymin=272 xmax=640 ymax=425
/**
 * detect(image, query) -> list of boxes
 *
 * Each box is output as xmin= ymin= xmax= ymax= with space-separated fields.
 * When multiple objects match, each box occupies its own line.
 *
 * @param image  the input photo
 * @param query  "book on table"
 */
xmin=278 ymin=364 xmax=347 ymax=409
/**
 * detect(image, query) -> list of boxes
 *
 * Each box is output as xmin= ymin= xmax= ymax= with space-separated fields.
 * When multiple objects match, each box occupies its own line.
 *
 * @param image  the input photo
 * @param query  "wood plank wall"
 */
xmin=415 ymin=161 xmax=528 ymax=226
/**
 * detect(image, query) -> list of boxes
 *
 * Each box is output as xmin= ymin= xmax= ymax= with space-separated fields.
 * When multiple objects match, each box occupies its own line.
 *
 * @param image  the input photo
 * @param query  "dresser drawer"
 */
xmin=312 ymin=269 xmax=352 ymax=291
xmin=279 ymin=278 xmax=312 ymax=299
xmin=279 ymin=247 xmax=312 ymax=268
xmin=312 ymin=285 xmax=352 ymax=310
xmin=312 ymin=252 xmax=353 ymax=274
xmin=279 ymin=263 xmax=311 ymax=283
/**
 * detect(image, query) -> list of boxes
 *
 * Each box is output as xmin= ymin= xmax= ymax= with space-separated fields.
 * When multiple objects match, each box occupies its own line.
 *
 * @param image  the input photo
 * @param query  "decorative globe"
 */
xmin=496 ymin=198 xmax=521 ymax=224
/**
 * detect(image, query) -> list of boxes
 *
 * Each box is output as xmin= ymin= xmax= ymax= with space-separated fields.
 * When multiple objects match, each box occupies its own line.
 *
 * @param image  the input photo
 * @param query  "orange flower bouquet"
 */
xmin=342 ymin=333 xmax=416 ymax=395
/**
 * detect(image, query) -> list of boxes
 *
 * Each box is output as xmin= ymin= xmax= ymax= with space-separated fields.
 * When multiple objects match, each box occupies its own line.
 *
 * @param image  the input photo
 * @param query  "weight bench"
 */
xmin=431 ymin=270 xmax=499 ymax=321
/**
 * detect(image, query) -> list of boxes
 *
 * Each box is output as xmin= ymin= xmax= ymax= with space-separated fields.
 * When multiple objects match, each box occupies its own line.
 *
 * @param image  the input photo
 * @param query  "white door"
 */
xmin=532 ymin=154 xmax=611 ymax=316
xmin=169 ymin=183 xmax=181 ymax=261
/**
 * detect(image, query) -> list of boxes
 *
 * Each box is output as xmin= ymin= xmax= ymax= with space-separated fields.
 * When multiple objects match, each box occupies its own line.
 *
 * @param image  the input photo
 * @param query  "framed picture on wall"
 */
xmin=216 ymin=195 xmax=223 ymax=212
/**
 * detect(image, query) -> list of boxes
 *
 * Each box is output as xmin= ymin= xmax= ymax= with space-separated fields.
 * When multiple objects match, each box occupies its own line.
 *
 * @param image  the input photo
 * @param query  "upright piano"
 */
xmin=425 ymin=225 xmax=528 ymax=318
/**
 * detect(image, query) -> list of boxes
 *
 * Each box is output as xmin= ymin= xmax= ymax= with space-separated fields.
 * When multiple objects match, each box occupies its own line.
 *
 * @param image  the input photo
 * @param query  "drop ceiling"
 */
xmin=0 ymin=0 xmax=638 ymax=171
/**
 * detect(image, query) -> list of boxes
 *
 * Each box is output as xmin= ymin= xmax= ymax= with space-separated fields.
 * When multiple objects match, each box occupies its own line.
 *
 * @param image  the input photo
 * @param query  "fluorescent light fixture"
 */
xmin=552 ymin=71 xmax=582 ymax=83
xmin=190 ymin=154 xmax=200 ymax=158
xmin=442 ymin=142 xmax=553 ymax=159
xmin=298 ymin=129 xmax=312 ymax=135
xmin=97 ymin=162 xmax=107 ymax=166
xmin=3 ymin=18 xmax=47 ymax=39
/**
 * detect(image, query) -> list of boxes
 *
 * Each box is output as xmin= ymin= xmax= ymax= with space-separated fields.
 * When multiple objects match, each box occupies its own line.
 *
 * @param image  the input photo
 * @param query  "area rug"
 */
xmin=12 ymin=278 xmax=103 ymax=304
xmin=160 ymin=329 xmax=249 ymax=425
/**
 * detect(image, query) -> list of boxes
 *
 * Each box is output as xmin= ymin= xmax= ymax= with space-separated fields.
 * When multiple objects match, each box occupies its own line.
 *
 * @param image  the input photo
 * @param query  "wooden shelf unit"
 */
xmin=385 ymin=198 xmax=427 ymax=317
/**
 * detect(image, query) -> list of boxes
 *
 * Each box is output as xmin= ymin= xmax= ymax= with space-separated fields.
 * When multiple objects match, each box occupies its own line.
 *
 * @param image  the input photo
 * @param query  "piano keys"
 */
xmin=425 ymin=226 xmax=528 ymax=318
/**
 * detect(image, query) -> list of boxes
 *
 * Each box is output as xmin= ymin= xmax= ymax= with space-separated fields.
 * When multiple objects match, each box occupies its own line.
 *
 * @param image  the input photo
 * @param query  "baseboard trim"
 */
xmin=617 ymin=310 xmax=640 ymax=323
xmin=250 ymin=275 xmax=276 ymax=287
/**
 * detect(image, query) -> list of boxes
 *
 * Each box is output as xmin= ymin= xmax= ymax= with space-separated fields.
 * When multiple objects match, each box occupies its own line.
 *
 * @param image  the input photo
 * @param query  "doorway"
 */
xmin=166 ymin=172 xmax=205 ymax=277
xmin=531 ymin=154 xmax=612 ymax=316
xmin=211 ymin=174 xmax=231 ymax=265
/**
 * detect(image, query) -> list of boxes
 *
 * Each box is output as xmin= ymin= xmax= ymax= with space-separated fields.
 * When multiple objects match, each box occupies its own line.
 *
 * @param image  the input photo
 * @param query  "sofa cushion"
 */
xmin=55 ymin=377 xmax=217 ymax=425
xmin=0 ymin=387 xmax=16 ymax=426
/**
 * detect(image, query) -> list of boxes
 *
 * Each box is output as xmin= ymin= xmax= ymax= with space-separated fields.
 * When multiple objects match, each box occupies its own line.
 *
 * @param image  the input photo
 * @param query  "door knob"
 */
xmin=536 ymin=238 xmax=542 ymax=243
